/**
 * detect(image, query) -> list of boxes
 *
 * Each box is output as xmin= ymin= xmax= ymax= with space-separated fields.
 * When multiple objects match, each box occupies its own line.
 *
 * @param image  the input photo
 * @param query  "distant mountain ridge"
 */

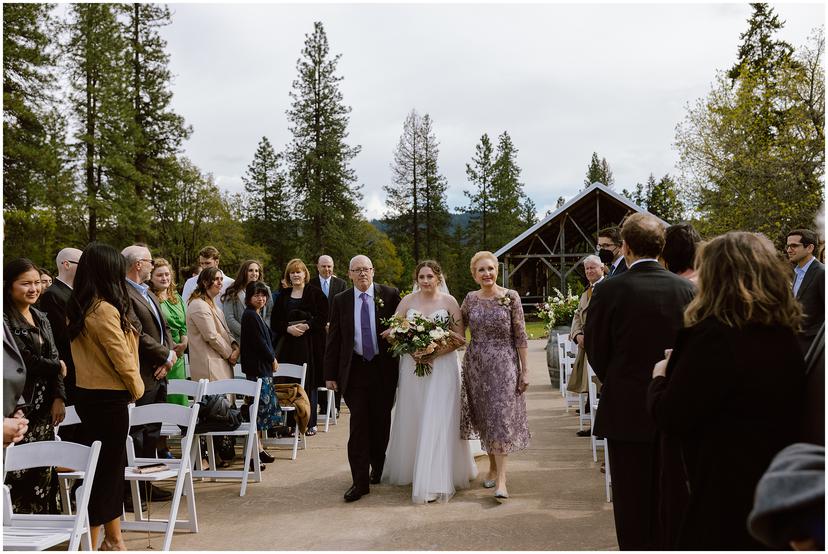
xmin=370 ymin=212 xmax=473 ymax=234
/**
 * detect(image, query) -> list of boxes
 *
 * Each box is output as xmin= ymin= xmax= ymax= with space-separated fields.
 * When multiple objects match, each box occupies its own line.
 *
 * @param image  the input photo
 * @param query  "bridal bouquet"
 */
xmin=382 ymin=311 xmax=465 ymax=377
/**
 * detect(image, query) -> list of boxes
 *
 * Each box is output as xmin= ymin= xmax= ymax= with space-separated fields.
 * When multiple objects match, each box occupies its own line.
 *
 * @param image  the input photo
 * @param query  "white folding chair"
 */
xmin=316 ymin=386 xmax=337 ymax=432
xmin=556 ymin=333 xmax=570 ymax=396
xmin=191 ymin=378 xmax=262 ymax=496
xmin=162 ymin=379 xmax=206 ymax=439
xmin=53 ymin=406 xmax=85 ymax=516
xmin=3 ymin=440 xmax=101 ymax=551
xmin=263 ymin=363 xmax=307 ymax=460
xmin=121 ymin=403 xmax=200 ymax=550
xmin=586 ymin=362 xmax=612 ymax=502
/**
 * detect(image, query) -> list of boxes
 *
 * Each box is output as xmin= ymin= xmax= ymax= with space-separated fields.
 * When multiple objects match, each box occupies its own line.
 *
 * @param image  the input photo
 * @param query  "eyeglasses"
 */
xmin=350 ymin=267 xmax=373 ymax=275
xmin=785 ymin=243 xmax=804 ymax=250
xmin=65 ymin=260 xmax=79 ymax=265
xmin=140 ymin=259 xmax=154 ymax=266
xmin=597 ymin=242 xmax=617 ymax=249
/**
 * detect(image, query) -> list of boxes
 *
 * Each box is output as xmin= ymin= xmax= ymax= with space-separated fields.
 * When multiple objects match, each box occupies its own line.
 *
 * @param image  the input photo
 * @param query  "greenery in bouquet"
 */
xmin=536 ymin=288 xmax=580 ymax=331
xmin=382 ymin=311 xmax=463 ymax=377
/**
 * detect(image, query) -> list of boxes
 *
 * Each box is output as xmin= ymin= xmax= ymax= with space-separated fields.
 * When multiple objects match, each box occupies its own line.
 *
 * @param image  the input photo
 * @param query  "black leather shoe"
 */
xmin=259 ymin=450 xmax=275 ymax=464
xmin=144 ymin=484 xmax=173 ymax=501
xmin=369 ymin=468 xmax=382 ymax=484
xmin=576 ymin=429 xmax=592 ymax=437
xmin=123 ymin=494 xmax=147 ymax=513
xmin=344 ymin=485 xmax=369 ymax=502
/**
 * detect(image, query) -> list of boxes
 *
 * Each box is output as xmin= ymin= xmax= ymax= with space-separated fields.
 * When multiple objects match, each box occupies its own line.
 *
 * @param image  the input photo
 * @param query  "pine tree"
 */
xmin=489 ymin=131 xmax=528 ymax=247
xmin=583 ymin=152 xmax=615 ymax=188
xmin=522 ymin=197 xmax=538 ymax=227
xmin=286 ymin=21 xmax=362 ymax=262
xmin=126 ymin=3 xmax=191 ymax=242
xmin=242 ymin=136 xmax=293 ymax=269
xmin=418 ymin=114 xmax=450 ymax=260
xmin=64 ymin=3 xmax=135 ymax=242
xmin=462 ymin=134 xmax=495 ymax=250
xmin=384 ymin=110 xmax=423 ymax=261
xmin=647 ymin=174 xmax=684 ymax=223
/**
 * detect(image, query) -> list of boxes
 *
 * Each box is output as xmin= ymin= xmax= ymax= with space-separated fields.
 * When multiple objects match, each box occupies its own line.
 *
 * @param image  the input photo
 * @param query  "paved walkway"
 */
xmin=122 ymin=340 xmax=617 ymax=551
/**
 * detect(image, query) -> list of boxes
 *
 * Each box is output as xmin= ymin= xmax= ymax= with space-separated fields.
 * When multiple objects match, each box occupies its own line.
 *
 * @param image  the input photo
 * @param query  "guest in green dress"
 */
xmin=150 ymin=258 xmax=188 ymax=406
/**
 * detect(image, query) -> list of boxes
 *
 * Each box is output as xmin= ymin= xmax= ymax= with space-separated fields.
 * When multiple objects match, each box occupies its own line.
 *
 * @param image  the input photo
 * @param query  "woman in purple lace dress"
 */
xmin=461 ymin=251 xmax=530 ymax=502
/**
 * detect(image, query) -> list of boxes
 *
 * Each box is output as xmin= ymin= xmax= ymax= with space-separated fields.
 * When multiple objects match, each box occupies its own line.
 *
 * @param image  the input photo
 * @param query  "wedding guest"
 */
xmin=181 ymin=246 xmax=234 ymax=310
xmin=4 ymin=320 xmax=29 ymax=445
xmin=38 ymin=248 xmax=83 ymax=418
xmin=271 ymin=259 xmax=328 ymax=436
xmin=67 ymin=243 xmax=144 ymax=550
xmin=647 ymin=231 xmax=806 ymax=549
xmin=186 ymin=267 xmax=239 ymax=382
xmin=38 ymin=268 xmax=53 ymax=291
xmin=222 ymin=259 xmax=272 ymax=344
xmin=149 ymin=258 xmax=189 ymax=407
xmin=786 ymin=228 xmax=825 ymax=355
xmin=567 ymin=255 xmax=605 ymax=437
xmin=3 ymin=258 xmax=67 ymax=514
xmin=460 ymin=251 xmax=530 ymax=502
xmin=598 ymin=226 xmax=627 ymax=277
xmin=240 ymin=280 xmax=281 ymax=467
xmin=661 ymin=222 xmax=701 ymax=283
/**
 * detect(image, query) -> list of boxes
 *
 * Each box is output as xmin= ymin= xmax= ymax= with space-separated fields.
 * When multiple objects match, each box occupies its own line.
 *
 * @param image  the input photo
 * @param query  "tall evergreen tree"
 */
xmin=489 ymin=131 xmax=529 ymax=248
xmin=583 ymin=152 xmax=615 ymax=188
xmin=675 ymin=7 xmax=824 ymax=240
xmin=286 ymin=21 xmax=362 ymax=262
xmin=624 ymin=174 xmax=684 ymax=223
xmin=419 ymin=114 xmax=450 ymax=260
xmin=64 ymin=3 xmax=135 ymax=242
xmin=462 ymin=134 xmax=495 ymax=250
xmin=125 ymin=3 xmax=191 ymax=242
xmin=242 ymin=136 xmax=293 ymax=270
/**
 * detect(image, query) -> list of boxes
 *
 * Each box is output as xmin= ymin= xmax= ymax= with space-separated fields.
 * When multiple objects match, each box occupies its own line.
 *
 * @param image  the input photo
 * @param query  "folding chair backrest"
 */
xmin=128 ymin=402 xmax=194 ymax=429
xmin=275 ymin=363 xmax=307 ymax=388
xmin=61 ymin=405 xmax=82 ymax=427
xmin=168 ymin=378 xmax=205 ymax=402
xmin=201 ymin=378 xmax=260 ymax=399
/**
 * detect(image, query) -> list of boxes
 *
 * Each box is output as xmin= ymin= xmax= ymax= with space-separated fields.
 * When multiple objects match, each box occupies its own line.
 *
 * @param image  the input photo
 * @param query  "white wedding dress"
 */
xmin=381 ymin=308 xmax=479 ymax=503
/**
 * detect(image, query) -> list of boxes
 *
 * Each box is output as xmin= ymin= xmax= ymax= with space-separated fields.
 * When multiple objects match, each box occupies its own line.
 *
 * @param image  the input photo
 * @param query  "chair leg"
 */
xmin=206 ymin=436 xmax=216 ymax=481
xmin=185 ymin=472 xmax=198 ymax=533
xmin=240 ymin=432 xmax=256 ymax=497
xmin=162 ymin=474 xmax=186 ymax=551
xmin=604 ymin=448 xmax=612 ymax=503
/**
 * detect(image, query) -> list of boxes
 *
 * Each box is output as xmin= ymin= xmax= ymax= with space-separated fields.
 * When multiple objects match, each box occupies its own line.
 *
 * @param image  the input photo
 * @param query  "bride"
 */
xmin=381 ymin=260 xmax=478 ymax=503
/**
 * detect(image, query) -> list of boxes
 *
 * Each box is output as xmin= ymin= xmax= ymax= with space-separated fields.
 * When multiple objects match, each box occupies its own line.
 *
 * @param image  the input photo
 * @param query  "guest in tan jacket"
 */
xmin=567 ymin=255 xmax=605 ymax=412
xmin=186 ymin=267 xmax=239 ymax=382
xmin=66 ymin=242 xmax=144 ymax=551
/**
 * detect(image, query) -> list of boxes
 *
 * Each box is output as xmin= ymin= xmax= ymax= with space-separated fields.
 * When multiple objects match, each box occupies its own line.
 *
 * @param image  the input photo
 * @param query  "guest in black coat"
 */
xmin=585 ymin=213 xmax=695 ymax=550
xmin=786 ymin=228 xmax=825 ymax=355
xmin=240 ymin=281 xmax=280 ymax=466
xmin=270 ymin=258 xmax=329 ymax=436
xmin=647 ymin=231 xmax=807 ymax=550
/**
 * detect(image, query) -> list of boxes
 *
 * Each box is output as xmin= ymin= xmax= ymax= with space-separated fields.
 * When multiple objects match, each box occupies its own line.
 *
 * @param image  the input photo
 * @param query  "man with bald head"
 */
xmin=309 ymin=255 xmax=348 ymax=417
xmin=122 ymin=244 xmax=176 ymax=502
xmin=324 ymin=255 xmax=400 ymax=502
xmin=39 ymin=248 xmax=83 ymax=424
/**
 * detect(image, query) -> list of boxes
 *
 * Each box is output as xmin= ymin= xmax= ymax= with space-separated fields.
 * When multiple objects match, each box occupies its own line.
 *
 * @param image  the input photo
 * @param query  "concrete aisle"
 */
xmin=122 ymin=340 xmax=617 ymax=551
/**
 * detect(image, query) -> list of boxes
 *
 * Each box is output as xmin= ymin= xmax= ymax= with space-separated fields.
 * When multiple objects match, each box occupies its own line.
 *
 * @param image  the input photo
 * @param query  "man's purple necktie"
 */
xmin=360 ymin=292 xmax=375 ymax=361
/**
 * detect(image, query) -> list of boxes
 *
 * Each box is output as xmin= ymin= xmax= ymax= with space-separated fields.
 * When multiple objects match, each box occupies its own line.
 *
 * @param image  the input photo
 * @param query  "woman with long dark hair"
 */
xmin=647 ymin=232 xmax=807 ymax=549
xmin=67 ymin=243 xmax=144 ymax=551
xmin=222 ymin=259 xmax=272 ymax=344
xmin=3 ymin=258 xmax=67 ymax=514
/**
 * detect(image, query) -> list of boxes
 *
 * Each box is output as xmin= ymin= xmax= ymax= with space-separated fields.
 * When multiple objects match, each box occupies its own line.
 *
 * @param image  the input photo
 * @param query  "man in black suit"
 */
xmin=585 ymin=213 xmax=695 ymax=550
xmin=38 ymin=248 xmax=83 ymax=419
xmin=786 ymin=229 xmax=825 ymax=355
xmin=324 ymin=254 xmax=401 ymax=502
xmin=310 ymin=255 xmax=348 ymax=416
xmin=122 ymin=245 xmax=176 ymax=503
xmin=597 ymin=226 xmax=627 ymax=277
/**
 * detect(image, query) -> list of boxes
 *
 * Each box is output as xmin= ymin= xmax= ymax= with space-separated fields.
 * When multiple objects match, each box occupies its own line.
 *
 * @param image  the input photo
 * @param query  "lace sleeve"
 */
xmin=460 ymin=293 xmax=471 ymax=328
xmin=509 ymin=290 xmax=528 ymax=348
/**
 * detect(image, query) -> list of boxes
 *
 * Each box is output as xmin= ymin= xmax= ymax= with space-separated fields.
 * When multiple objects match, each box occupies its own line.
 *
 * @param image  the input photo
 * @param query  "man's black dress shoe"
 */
xmin=576 ymin=429 xmax=591 ymax=437
xmin=344 ymin=485 xmax=369 ymax=502
xmin=143 ymin=483 xmax=173 ymax=501
xmin=370 ymin=468 xmax=382 ymax=484
xmin=123 ymin=494 xmax=147 ymax=513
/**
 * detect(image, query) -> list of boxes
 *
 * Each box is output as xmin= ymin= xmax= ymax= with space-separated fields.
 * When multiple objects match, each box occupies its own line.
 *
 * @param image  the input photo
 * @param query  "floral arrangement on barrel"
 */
xmin=536 ymin=288 xmax=580 ymax=331
xmin=382 ymin=311 xmax=466 ymax=377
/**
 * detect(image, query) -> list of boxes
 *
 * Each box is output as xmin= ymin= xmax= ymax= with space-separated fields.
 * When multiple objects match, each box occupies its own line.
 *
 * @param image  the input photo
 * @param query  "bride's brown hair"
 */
xmin=414 ymin=260 xmax=444 ymax=284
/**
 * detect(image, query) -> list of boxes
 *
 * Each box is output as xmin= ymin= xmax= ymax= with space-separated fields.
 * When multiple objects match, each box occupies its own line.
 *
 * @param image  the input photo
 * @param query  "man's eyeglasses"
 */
xmin=350 ymin=267 xmax=373 ymax=275
xmin=65 ymin=260 xmax=79 ymax=265
xmin=785 ymin=243 xmax=804 ymax=250
xmin=140 ymin=258 xmax=154 ymax=265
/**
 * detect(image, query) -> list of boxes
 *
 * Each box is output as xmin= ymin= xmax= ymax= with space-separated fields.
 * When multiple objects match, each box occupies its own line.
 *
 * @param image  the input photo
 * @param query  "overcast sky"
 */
xmin=160 ymin=2 xmax=824 ymax=220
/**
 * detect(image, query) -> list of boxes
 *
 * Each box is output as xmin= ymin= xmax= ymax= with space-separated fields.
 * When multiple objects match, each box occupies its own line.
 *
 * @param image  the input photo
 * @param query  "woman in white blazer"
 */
xmin=186 ymin=267 xmax=239 ymax=381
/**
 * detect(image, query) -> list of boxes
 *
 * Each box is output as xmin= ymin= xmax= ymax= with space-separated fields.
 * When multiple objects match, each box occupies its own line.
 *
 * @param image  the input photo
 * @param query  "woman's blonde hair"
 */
xmin=684 ymin=232 xmax=801 ymax=330
xmin=469 ymin=251 xmax=498 ymax=277
xmin=281 ymin=258 xmax=310 ymax=289
xmin=149 ymin=257 xmax=179 ymax=304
